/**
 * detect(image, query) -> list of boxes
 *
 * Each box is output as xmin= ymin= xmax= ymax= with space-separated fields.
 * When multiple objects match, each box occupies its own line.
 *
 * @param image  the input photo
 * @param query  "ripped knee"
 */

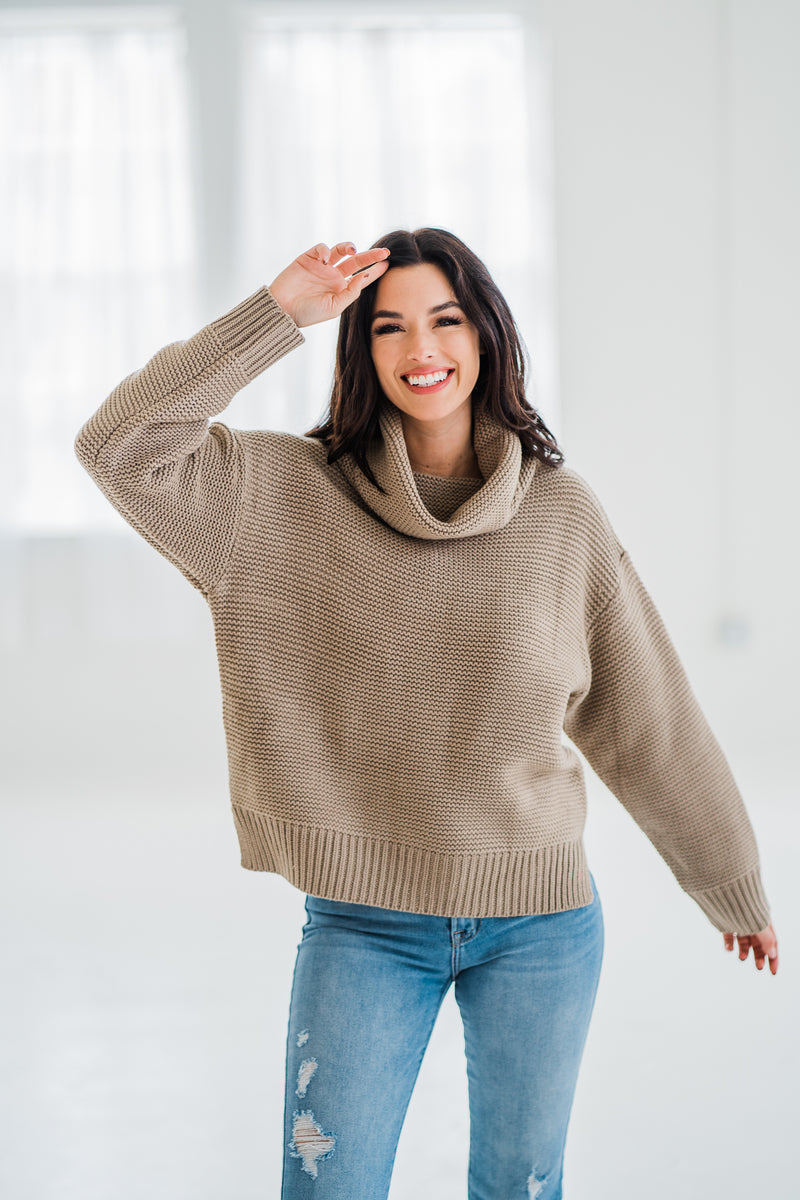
xmin=288 ymin=1030 xmax=335 ymax=1179
xmin=289 ymin=1110 xmax=336 ymax=1179
xmin=528 ymin=1169 xmax=547 ymax=1198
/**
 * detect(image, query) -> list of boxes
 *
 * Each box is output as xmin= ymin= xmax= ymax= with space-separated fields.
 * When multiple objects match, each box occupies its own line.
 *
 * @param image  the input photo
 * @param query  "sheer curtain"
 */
xmin=0 ymin=6 xmax=198 ymax=536
xmin=0 ymin=3 xmax=554 ymax=536
xmin=0 ymin=2 xmax=555 ymax=650
xmin=233 ymin=7 xmax=557 ymax=443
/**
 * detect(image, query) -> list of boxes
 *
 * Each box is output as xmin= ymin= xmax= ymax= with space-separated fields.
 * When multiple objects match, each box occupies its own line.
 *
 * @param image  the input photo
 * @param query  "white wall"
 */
xmin=542 ymin=0 xmax=800 ymax=757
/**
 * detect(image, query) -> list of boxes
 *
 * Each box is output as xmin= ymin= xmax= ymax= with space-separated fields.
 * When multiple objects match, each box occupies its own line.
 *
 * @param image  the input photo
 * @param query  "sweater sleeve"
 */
xmin=73 ymin=286 xmax=305 ymax=596
xmin=563 ymin=549 xmax=771 ymax=935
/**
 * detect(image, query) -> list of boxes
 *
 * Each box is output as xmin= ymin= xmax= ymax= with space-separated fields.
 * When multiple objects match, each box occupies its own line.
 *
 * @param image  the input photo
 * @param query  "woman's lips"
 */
xmin=401 ymin=369 xmax=455 ymax=395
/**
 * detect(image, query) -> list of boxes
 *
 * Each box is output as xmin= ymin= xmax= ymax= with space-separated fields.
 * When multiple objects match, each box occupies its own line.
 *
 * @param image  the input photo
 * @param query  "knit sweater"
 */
xmin=74 ymin=285 xmax=771 ymax=935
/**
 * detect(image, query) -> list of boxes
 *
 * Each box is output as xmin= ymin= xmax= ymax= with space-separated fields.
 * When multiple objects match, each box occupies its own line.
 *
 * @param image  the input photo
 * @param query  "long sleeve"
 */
xmin=74 ymin=286 xmax=305 ymax=596
xmin=564 ymin=549 xmax=771 ymax=935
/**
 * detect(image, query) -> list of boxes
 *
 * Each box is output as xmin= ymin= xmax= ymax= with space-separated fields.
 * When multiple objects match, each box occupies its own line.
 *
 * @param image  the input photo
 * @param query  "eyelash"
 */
xmin=372 ymin=316 xmax=465 ymax=336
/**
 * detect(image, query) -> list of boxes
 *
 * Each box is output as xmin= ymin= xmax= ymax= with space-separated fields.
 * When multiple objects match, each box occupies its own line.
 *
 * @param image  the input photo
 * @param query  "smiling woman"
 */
xmin=305 ymin=227 xmax=563 ymax=492
xmin=75 ymin=231 xmax=776 ymax=1199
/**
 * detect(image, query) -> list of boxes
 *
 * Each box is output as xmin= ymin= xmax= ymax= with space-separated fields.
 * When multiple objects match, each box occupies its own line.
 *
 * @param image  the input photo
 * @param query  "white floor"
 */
xmin=1 ymin=756 xmax=795 ymax=1199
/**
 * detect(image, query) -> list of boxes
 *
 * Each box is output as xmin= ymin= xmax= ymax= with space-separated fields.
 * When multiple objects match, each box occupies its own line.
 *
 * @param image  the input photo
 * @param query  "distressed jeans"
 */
xmin=281 ymin=874 xmax=604 ymax=1199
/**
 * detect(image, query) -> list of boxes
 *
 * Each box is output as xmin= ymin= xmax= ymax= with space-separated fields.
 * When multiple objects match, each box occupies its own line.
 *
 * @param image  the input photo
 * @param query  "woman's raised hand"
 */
xmin=268 ymin=242 xmax=391 ymax=329
xmin=723 ymin=923 xmax=779 ymax=974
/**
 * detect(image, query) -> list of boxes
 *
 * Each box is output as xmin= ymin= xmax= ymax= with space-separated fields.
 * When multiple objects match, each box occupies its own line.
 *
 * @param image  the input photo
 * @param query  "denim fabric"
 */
xmin=281 ymin=875 xmax=603 ymax=1199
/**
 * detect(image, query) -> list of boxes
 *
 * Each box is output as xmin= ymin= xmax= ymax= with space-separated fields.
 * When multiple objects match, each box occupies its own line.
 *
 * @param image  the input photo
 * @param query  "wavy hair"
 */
xmin=305 ymin=227 xmax=564 ymax=493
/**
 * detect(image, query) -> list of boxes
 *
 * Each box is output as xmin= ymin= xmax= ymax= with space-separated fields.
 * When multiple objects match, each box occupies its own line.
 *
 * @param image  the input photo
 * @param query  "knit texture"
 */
xmin=74 ymin=285 xmax=771 ymax=934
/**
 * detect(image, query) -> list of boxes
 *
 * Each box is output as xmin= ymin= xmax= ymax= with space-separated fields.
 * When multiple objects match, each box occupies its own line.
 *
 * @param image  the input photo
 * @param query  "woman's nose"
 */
xmin=404 ymin=327 xmax=437 ymax=360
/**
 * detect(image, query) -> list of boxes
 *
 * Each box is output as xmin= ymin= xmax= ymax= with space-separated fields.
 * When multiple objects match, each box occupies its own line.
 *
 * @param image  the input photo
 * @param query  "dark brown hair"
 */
xmin=304 ymin=227 xmax=564 ymax=492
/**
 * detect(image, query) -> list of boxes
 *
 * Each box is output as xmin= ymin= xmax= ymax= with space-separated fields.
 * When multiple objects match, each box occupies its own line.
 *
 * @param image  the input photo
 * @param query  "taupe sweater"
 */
xmin=74 ymin=285 xmax=771 ymax=934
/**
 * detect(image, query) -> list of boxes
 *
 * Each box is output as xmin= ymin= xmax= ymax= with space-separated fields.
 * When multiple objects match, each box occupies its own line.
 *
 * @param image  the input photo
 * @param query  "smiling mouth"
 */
xmin=402 ymin=369 xmax=455 ymax=392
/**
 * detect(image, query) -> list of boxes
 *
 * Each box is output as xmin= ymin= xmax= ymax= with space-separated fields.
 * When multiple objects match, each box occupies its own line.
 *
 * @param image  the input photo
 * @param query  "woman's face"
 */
xmin=369 ymin=263 xmax=482 ymax=423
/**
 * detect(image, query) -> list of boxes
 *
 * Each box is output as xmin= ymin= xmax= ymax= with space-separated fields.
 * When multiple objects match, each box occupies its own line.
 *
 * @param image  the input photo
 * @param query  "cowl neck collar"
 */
xmin=336 ymin=400 xmax=537 ymax=540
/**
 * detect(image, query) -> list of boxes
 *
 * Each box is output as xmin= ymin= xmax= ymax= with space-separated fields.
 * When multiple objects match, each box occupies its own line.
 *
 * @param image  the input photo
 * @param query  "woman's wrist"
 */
xmin=267 ymin=279 xmax=296 ymax=323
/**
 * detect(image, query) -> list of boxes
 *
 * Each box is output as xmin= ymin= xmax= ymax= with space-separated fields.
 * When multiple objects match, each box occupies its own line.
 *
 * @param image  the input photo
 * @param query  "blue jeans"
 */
xmin=281 ymin=875 xmax=604 ymax=1199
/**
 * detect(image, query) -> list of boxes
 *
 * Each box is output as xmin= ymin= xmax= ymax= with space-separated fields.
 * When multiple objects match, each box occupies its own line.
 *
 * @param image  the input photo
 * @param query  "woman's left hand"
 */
xmin=723 ymin=923 xmax=778 ymax=974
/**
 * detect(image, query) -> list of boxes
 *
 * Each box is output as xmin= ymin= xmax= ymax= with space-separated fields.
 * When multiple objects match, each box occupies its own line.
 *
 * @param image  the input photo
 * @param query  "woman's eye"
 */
xmin=372 ymin=316 xmax=464 ymax=336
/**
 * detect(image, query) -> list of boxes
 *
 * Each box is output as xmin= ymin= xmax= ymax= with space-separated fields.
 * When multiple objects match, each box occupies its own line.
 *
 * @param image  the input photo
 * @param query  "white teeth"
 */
xmin=406 ymin=370 xmax=450 ymax=387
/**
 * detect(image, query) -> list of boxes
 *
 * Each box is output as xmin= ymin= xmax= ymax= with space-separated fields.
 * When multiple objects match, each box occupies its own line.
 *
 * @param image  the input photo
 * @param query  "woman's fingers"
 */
xmin=324 ymin=242 xmax=357 ymax=268
xmin=747 ymin=936 xmax=774 ymax=972
xmin=335 ymin=247 xmax=392 ymax=277
xmin=334 ymin=241 xmax=357 ymax=258
xmin=308 ymin=242 xmax=333 ymax=265
xmin=307 ymin=243 xmax=390 ymax=276
xmin=341 ymin=255 xmax=390 ymax=299
xmin=725 ymin=924 xmax=779 ymax=975
xmin=270 ymin=241 xmax=391 ymax=326
xmin=750 ymin=925 xmax=779 ymax=975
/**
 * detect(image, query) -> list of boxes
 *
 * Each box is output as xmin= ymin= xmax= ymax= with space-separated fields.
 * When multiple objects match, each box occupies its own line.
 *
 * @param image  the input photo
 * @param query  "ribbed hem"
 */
xmin=231 ymin=806 xmax=593 ymax=918
xmin=210 ymin=286 xmax=305 ymax=379
xmin=688 ymin=866 xmax=771 ymax=934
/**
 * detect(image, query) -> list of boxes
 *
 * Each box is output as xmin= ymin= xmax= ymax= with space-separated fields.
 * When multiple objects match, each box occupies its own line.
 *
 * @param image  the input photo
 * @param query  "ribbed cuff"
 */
xmin=689 ymin=866 xmax=771 ymax=934
xmin=209 ymin=286 xmax=305 ymax=379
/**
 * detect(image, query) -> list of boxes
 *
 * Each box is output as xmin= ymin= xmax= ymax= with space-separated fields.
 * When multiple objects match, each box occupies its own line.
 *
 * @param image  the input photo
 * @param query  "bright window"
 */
xmin=1 ymin=3 xmax=555 ymax=534
xmin=0 ymin=6 xmax=197 ymax=533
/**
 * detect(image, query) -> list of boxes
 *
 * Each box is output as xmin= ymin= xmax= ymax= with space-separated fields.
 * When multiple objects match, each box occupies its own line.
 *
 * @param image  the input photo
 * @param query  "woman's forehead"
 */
xmin=373 ymin=262 xmax=456 ymax=310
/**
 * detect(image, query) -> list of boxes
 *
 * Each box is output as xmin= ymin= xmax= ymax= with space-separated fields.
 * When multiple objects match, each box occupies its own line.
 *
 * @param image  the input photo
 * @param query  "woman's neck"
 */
xmin=401 ymin=405 xmax=481 ymax=479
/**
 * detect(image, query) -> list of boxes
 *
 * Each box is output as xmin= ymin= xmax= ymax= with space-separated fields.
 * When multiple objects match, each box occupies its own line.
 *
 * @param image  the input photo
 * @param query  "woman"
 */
xmin=75 ymin=228 xmax=778 ymax=1199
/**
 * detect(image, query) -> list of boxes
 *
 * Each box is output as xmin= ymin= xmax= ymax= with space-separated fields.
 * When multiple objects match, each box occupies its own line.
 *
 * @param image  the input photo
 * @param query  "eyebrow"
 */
xmin=371 ymin=300 xmax=462 ymax=321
